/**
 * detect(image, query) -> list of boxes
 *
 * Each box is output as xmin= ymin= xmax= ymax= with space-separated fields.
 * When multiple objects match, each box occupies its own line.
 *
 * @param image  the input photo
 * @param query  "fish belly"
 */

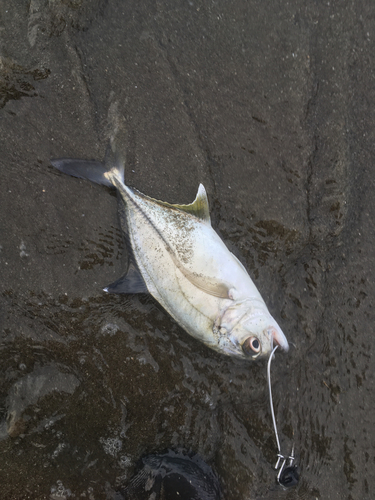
xmin=122 ymin=190 xmax=263 ymax=347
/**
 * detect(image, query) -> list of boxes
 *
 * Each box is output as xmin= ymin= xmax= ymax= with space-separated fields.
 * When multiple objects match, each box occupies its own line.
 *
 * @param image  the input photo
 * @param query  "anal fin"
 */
xmin=103 ymin=262 xmax=149 ymax=294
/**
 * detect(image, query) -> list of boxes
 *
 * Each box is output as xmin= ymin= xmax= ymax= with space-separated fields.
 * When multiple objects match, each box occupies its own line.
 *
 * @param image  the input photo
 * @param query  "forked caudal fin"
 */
xmin=51 ymin=143 xmax=125 ymax=187
xmin=50 ymin=159 xmax=114 ymax=186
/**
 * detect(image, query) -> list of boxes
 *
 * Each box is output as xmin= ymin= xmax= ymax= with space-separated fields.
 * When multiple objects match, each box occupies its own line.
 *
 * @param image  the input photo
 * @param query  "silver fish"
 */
xmin=51 ymin=151 xmax=289 ymax=360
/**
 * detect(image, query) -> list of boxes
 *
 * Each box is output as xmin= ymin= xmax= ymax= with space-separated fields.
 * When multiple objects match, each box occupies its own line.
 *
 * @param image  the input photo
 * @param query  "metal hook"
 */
xmin=267 ymin=347 xmax=299 ymax=488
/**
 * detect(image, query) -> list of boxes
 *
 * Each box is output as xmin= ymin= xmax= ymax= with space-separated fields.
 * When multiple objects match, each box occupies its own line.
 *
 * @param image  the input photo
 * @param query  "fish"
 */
xmin=51 ymin=146 xmax=289 ymax=360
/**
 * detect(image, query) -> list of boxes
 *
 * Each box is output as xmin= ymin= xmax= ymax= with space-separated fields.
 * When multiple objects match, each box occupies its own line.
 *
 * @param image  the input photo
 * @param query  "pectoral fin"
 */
xmin=183 ymin=269 xmax=234 ymax=299
xmin=167 ymin=249 xmax=234 ymax=299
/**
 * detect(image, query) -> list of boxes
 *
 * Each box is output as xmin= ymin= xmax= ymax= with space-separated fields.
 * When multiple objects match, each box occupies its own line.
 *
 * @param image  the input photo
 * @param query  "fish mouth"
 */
xmin=268 ymin=326 xmax=289 ymax=352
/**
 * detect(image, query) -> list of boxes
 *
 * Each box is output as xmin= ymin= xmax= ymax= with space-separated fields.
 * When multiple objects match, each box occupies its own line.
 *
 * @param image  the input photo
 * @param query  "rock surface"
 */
xmin=0 ymin=1 xmax=374 ymax=499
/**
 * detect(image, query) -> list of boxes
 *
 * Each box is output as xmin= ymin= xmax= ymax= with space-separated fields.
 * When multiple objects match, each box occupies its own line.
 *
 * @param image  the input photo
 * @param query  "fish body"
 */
xmin=51 ymin=153 xmax=288 ymax=360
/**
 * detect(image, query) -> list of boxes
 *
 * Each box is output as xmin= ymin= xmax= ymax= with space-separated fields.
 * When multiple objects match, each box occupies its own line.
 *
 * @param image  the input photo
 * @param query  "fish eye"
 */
xmin=242 ymin=336 xmax=261 ymax=357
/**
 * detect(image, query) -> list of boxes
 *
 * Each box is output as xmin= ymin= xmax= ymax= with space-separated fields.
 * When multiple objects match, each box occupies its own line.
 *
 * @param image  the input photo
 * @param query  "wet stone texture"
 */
xmin=0 ymin=1 xmax=374 ymax=499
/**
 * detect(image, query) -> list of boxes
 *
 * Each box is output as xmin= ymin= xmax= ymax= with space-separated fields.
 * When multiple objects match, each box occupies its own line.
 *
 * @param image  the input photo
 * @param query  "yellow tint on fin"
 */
xmin=153 ymin=184 xmax=211 ymax=223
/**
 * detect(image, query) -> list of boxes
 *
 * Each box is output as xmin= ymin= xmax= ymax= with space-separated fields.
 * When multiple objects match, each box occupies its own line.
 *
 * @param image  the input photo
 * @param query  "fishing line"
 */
xmin=267 ymin=346 xmax=299 ymax=488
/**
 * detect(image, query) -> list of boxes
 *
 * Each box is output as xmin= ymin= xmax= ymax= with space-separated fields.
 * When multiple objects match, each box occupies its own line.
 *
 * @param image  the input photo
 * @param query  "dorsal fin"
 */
xmin=153 ymin=184 xmax=211 ymax=223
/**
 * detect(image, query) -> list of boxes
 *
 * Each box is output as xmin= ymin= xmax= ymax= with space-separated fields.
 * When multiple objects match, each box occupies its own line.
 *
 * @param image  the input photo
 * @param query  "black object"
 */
xmin=278 ymin=465 xmax=300 ymax=488
xmin=119 ymin=450 xmax=221 ymax=500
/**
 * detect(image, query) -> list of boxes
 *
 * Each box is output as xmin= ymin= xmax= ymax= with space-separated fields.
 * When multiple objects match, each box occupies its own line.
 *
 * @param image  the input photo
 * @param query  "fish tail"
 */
xmin=51 ymin=142 xmax=126 ymax=188
xmin=50 ymin=158 xmax=114 ymax=187
xmin=103 ymin=139 xmax=125 ymax=186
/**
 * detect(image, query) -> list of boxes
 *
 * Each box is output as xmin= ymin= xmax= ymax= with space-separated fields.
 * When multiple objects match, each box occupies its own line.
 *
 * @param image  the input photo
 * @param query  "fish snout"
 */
xmin=267 ymin=325 xmax=289 ymax=352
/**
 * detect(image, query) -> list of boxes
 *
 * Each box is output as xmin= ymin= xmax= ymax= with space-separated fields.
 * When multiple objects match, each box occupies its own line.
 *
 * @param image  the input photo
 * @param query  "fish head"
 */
xmin=217 ymin=300 xmax=289 ymax=360
xmin=235 ymin=317 xmax=289 ymax=360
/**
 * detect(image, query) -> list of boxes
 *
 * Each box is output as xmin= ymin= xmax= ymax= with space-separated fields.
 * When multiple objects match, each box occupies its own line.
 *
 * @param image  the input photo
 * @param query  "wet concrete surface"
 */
xmin=1 ymin=0 xmax=374 ymax=498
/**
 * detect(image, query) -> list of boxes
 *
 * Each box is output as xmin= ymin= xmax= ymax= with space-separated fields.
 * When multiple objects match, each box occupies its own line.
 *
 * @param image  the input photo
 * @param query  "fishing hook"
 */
xmin=267 ymin=346 xmax=299 ymax=488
